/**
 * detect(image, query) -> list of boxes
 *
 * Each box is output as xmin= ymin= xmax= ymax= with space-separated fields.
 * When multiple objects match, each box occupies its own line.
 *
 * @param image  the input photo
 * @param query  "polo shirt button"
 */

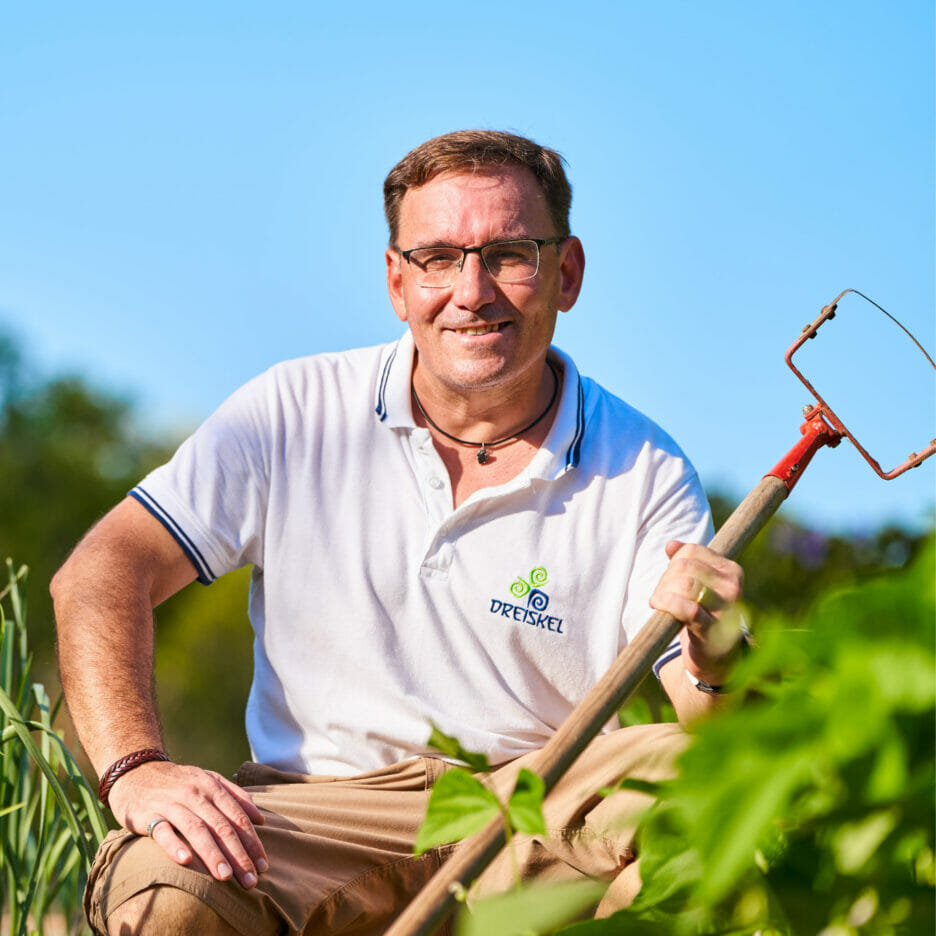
xmin=428 ymin=477 xmax=444 ymax=490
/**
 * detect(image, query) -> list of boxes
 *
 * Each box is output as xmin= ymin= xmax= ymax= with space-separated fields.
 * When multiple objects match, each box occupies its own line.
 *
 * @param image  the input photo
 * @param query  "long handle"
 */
xmin=385 ymin=475 xmax=790 ymax=936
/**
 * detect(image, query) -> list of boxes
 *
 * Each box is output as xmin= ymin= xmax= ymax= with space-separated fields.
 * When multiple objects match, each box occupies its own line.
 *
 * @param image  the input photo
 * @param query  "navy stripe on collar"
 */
xmin=565 ymin=378 xmax=585 ymax=470
xmin=374 ymin=344 xmax=398 ymax=421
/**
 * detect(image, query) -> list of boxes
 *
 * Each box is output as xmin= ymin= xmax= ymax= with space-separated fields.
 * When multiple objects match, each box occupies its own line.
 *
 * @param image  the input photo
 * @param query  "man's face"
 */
xmin=386 ymin=167 xmax=584 ymax=396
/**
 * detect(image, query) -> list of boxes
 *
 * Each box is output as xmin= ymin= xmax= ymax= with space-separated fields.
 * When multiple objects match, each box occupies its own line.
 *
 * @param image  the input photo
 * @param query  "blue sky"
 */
xmin=2 ymin=1 xmax=933 ymax=534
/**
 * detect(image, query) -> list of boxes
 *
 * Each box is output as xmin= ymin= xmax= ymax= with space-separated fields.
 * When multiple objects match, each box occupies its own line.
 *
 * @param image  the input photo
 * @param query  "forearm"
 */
xmin=51 ymin=497 xmax=196 ymax=775
xmin=53 ymin=554 xmax=163 ymax=774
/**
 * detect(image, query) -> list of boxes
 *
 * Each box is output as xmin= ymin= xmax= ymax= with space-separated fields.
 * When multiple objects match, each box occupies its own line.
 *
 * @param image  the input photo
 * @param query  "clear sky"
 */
xmin=2 ymin=1 xmax=933 ymax=534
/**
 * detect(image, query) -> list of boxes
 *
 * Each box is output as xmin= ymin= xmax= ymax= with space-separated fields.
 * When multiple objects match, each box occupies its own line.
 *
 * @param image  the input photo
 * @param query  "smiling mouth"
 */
xmin=452 ymin=322 xmax=507 ymax=336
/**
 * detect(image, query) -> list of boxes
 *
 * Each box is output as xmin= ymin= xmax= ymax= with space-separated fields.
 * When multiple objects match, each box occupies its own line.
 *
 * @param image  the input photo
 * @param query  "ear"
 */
xmin=557 ymin=237 xmax=585 ymax=312
xmin=386 ymin=248 xmax=408 ymax=322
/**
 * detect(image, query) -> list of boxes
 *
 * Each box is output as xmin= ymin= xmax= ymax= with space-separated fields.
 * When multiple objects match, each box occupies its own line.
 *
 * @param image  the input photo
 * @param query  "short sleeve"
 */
xmin=620 ymin=462 xmax=713 ymax=674
xmin=130 ymin=371 xmax=275 ymax=584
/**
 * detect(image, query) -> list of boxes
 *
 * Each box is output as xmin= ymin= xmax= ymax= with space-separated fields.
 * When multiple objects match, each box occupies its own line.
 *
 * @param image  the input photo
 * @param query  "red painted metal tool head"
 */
xmin=785 ymin=289 xmax=936 ymax=480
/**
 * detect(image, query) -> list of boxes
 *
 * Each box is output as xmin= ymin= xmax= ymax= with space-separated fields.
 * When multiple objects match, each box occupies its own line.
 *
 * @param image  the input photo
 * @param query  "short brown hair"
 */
xmin=383 ymin=129 xmax=572 ymax=246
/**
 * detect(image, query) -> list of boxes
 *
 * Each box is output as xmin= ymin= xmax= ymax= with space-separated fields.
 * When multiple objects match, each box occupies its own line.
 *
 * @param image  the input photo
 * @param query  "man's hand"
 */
xmin=651 ymin=540 xmax=745 ymax=690
xmin=107 ymin=760 xmax=269 ymax=889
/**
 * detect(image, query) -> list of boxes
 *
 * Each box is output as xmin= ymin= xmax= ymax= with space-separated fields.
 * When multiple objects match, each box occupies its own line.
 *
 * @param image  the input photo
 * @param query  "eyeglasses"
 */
xmin=397 ymin=237 xmax=564 ymax=288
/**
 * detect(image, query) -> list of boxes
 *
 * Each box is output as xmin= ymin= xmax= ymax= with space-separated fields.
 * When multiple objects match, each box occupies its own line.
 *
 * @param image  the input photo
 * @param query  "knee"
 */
xmin=106 ymin=885 xmax=241 ymax=936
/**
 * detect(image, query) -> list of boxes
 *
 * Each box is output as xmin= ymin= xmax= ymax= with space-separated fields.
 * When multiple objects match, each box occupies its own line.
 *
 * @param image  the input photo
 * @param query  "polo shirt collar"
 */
xmin=374 ymin=330 xmax=585 ymax=477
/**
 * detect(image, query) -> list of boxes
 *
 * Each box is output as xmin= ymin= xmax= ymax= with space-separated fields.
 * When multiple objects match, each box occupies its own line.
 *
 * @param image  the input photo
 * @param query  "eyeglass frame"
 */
xmin=395 ymin=237 xmax=566 ymax=287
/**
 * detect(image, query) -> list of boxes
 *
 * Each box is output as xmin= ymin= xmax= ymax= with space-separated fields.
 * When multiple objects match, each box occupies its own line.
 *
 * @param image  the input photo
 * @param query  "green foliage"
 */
xmin=415 ymin=769 xmax=502 ymax=855
xmin=0 ymin=562 xmax=109 ymax=936
xmin=457 ymin=880 xmax=605 ymax=936
xmin=0 ymin=342 xmax=172 ymax=666
xmin=416 ymin=727 xmax=547 ymax=857
xmin=427 ymin=724 xmax=492 ymax=773
xmin=588 ymin=536 xmax=935 ymax=935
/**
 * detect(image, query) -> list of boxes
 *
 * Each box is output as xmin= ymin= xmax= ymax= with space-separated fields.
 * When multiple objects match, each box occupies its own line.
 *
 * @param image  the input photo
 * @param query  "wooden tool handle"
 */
xmin=385 ymin=476 xmax=789 ymax=936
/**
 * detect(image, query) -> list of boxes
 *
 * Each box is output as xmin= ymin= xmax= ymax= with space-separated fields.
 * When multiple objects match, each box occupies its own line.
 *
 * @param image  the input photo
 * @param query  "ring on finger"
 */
xmin=146 ymin=817 xmax=170 ymax=838
xmin=695 ymin=585 xmax=712 ymax=610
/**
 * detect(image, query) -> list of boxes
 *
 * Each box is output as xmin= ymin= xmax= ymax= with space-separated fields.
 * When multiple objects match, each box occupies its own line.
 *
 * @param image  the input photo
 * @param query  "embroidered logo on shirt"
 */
xmin=488 ymin=567 xmax=565 ymax=634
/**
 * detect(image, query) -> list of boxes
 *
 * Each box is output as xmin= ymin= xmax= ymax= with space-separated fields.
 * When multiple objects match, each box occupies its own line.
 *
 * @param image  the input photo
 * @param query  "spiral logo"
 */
xmin=508 ymin=567 xmax=550 ymax=603
xmin=526 ymin=589 xmax=549 ymax=611
xmin=510 ymin=578 xmax=531 ymax=599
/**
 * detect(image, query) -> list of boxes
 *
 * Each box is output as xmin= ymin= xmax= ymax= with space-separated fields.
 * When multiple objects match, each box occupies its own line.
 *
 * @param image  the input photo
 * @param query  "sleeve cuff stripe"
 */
xmin=129 ymin=488 xmax=216 ymax=585
xmin=652 ymin=644 xmax=682 ymax=680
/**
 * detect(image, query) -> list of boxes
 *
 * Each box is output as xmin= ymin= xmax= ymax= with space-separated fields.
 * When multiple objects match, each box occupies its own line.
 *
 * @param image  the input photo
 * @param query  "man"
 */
xmin=52 ymin=130 xmax=744 ymax=935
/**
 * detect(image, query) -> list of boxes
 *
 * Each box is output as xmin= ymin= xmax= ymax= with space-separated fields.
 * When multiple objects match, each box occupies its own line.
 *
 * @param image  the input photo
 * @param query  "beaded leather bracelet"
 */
xmin=97 ymin=748 xmax=170 ymax=808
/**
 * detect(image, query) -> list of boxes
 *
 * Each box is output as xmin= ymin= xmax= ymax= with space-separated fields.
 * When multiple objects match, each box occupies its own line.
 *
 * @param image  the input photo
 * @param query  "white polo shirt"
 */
xmin=131 ymin=332 xmax=711 ymax=776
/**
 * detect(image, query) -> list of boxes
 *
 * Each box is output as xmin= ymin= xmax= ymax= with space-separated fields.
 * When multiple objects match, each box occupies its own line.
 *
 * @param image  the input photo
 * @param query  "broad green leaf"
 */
xmin=832 ymin=809 xmax=899 ymax=875
xmin=457 ymin=879 xmax=605 ymax=936
xmin=427 ymin=724 xmax=491 ymax=773
xmin=506 ymin=768 xmax=546 ymax=836
xmin=414 ymin=769 xmax=500 ymax=855
xmin=865 ymin=733 xmax=908 ymax=803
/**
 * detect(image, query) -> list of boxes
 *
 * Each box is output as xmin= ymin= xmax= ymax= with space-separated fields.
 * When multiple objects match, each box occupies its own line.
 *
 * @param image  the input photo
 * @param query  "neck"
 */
xmin=411 ymin=358 xmax=559 ymax=445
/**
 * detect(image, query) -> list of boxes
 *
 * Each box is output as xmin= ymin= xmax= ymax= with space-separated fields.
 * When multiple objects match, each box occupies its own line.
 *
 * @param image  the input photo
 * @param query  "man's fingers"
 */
xmin=162 ymin=800 xmax=259 ymax=888
xmin=213 ymin=771 xmax=265 ymax=825
xmin=204 ymin=774 xmax=269 ymax=874
xmin=650 ymin=586 xmax=718 ymax=628
xmin=149 ymin=816 xmax=194 ymax=866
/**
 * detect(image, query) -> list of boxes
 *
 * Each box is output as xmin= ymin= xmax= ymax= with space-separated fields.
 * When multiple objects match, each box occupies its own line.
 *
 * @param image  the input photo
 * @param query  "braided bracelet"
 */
xmin=98 ymin=748 xmax=170 ymax=808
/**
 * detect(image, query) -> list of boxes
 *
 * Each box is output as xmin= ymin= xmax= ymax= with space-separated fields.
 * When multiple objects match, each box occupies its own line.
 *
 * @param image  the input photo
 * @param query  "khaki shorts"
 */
xmin=85 ymin=723 xmax=687 ymax=935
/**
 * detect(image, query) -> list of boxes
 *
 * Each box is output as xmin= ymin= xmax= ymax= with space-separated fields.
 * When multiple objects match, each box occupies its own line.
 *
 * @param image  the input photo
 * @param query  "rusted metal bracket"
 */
xmin=786 ymin=289 xmax=936 ymax=480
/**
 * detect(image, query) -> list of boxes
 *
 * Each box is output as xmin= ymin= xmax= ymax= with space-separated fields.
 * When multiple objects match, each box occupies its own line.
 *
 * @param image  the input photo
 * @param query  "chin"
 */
xmin=445 ymin=361 xmax=515 ymax=391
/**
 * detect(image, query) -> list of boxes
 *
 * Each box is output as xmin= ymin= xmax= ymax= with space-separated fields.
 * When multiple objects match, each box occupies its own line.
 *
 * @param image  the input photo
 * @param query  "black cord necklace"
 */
xmin=411 ymin=361 xmax=560 ymax=465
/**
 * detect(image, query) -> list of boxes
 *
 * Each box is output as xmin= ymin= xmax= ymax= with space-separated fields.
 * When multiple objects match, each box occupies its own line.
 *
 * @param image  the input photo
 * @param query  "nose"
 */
xmin=451 ymin=251 xmax=496 ymax=310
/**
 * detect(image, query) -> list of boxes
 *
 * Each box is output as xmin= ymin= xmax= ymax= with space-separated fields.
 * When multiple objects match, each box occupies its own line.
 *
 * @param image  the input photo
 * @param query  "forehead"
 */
xmin=397 ymin=167 xmax=551 ymax=245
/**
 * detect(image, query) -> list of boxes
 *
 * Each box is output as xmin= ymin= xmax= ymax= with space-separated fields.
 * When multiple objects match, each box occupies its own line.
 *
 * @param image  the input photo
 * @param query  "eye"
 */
xmin=485 ymin=244 xmax=530 ymax=264
xmin=409 ymin=248 xmax=461 ymax=271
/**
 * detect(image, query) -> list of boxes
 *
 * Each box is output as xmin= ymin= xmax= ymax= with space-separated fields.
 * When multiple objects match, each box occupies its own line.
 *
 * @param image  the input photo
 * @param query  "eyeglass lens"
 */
xmin=406 ymin=240 xmax=541 ymax=286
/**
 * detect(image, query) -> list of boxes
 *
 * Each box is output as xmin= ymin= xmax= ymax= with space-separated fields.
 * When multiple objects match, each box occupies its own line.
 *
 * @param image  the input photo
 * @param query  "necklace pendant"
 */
xmin=477 ymin=446 xmax=489 ymax=465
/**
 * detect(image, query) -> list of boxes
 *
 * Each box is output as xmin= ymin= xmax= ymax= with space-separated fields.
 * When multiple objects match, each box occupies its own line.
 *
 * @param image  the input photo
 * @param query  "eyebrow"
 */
xmin=406 ymin=235 xmax=537 ymax=250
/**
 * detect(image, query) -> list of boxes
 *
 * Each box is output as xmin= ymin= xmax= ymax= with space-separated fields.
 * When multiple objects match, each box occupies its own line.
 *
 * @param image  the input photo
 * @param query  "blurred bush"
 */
xmin=579 ymin=536 xmax=935 ymax=936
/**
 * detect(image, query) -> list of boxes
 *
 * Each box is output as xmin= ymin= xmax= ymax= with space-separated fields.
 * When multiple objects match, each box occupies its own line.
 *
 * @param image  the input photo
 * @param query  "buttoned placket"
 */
xmin=409 ymin=426 xmax=554 ymax=582
xmin=411 ymin=428 xmax=456 ymax=578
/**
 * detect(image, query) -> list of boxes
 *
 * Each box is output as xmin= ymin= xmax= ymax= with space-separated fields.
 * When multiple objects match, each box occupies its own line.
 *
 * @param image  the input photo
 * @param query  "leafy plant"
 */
xmin=0 ymin=561 xmax=110 ymax=936
xmin=417 ymin=726 xmax=604 ymax=935
xmin=577 ymin=534 xmax=935 ymax=935
xmin=416 ymin=726 xmax=548 ymax=869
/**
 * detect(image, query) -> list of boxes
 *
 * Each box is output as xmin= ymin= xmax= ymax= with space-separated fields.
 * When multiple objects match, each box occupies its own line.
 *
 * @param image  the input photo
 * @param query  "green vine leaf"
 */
xmin=415 ymin=769 xmax=500 ymax=855
xmin=457 ymin=880 xmax=605 ymax=936
xmin=427 ymin=724 xmax=491 ymax=773
xmin=507 ymin=768 xmax=547 ymax=836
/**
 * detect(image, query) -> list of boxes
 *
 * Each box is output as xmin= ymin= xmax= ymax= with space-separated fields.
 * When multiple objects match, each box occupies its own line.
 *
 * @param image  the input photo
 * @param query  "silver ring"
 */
xmin=146 ymin=817 xmax=169 ymax=838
